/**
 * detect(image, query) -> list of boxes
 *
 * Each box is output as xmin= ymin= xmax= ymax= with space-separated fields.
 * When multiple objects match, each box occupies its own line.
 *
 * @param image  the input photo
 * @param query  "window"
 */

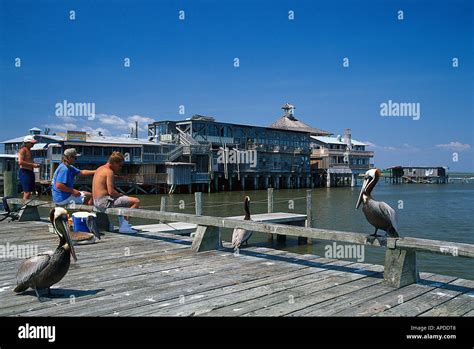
xmin=234 ymin=127 xmax=245 ymax=138
xmin=81 ymin=147 xmax=92 ymax=156
xmin=52 ymin=147 xmax=62 ymax=155
xmin=221 ymin=126 xmax=232 ymax=138
xmin=155 ymin=123 xmax=169 ymax=136
xmin=192 ymin=122 xmax=205 ymax=135
xmin=208 ymin=124 xmax=218 ymax=136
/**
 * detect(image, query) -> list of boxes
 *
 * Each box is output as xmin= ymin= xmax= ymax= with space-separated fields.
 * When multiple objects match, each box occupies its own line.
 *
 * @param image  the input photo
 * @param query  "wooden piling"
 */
xmin=191 ymin=225 xmax=221 ymax=252
xmin=3 ymin=170 xmax=17 ymax=197
xmin=160 ymin=196 xmax=167 ymax=212
xmin=301 ymin=189 xmax=312 ymax=245
xmin=267 ymin=188 xmax=273 ymax=213
xmin=195 ymin=192 xmax=202 ymax=216
xmin=267 ymin=188 xmax=275 ymax=243
xmin=384 ymin=247 xmax=419 ymax=288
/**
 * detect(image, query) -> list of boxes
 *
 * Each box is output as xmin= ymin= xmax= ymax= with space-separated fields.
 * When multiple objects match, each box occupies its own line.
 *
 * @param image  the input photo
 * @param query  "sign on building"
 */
xmin=66 ymin=131 xmax=87 ymax=142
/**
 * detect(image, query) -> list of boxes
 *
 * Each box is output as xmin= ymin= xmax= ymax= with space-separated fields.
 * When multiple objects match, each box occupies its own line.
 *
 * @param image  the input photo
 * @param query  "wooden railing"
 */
xmin=3 ymin=194 xmax=473 ymax=289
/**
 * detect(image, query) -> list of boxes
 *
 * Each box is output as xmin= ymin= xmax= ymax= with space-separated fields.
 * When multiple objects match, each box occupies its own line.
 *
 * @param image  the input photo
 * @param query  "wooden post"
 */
xmin=195 ymin=192 xmax=202 ymax=216
xmin=302 ymin=189 xmax=312 ymax=245
xmin=191 ymin=225 xmax=221 ymax=253
xmin=214 ymin=176 xmax=219 ymax=192
xmin=384 ymin=247 xmax=419 ymax=288
xmin=3 ymin=170 xmax=17 ymax=197
xmin=267 ymin=188 xmax=275 ymax=243
xmin=267 ymin=188 xmax=273 ymax=213
xmin=160 ymin=196 xmax=167 ymax=212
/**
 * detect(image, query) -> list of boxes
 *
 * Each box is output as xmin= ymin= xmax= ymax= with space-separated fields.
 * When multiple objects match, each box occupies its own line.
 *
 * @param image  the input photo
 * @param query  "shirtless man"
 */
xmin=18 ymin=136 xmax=41 ymax=200
xmin=92 ymin=151 xmax=140 ymax=233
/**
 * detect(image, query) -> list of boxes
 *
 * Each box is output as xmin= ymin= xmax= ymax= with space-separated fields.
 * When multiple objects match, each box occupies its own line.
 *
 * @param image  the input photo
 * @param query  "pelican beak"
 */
xmin=55 ymin=214 xmax=77 ymax=262
xmin=356 ymin=176 xmax=370 ymax=209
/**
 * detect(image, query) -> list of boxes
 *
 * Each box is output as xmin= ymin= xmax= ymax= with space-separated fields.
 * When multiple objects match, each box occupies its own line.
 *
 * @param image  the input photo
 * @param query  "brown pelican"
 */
xmin=356 ymin=169 xmax=399 ymax=238
xmin=14 ymin=207 xmax=77 ymax=300
xmin=231 ymin=196 xmax=252 ymax=250
xmin=69 ymin=214 xmax=102 ymax=245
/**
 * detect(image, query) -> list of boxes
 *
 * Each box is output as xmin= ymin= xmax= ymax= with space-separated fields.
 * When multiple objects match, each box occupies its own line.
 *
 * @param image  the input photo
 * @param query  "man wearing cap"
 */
xmin=18 ymin=135 xmax=41 ymax=200
xmin=52 ymin=148 xmax=96 ymax=206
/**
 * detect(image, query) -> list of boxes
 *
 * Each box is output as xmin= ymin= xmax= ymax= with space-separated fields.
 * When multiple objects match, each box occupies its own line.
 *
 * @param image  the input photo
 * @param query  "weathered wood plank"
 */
xmin=333 ymin=272 xmax=451 ymax=316
xmin=375 ymin=278 xmax=473 ymax=317
xmin=119 ymin=259 xmax=358 ymax=316
xmin=206 ymin=263 xmax=383 ymax=317
xmin=419 ymin=278 xmax=474 ymax=316
xmin=296 ymin=272 xmax=438 ymax=317
xmin=21 ymin=250 xmax=318 ymax=316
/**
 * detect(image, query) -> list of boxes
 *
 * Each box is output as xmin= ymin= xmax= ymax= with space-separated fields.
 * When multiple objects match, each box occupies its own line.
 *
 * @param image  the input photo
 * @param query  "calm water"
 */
xmin=40 ymin=182 xmax=474 ymax=280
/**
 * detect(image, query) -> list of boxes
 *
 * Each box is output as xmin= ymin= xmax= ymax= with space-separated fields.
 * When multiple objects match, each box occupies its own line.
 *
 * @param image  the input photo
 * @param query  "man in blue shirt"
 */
xmin=52 ymin=148 xmax=95 ymax=206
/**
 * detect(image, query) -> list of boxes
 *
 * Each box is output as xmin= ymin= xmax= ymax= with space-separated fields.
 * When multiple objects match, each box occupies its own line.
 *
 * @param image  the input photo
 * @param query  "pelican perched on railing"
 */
xmin=356 ymin=168 xmax=399 ymax=238
xmin=14 ymin=207 xmax=77 ymax=301
xmin=232 ymin=196 xmax=252 ymax=250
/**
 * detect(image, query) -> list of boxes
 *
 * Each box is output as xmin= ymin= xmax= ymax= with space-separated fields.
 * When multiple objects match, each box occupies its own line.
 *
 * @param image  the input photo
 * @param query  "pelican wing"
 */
xmin=15 ymin=251 xmax=53 ymax=291
xmin=86 ymin=216 xmax=101 ymax=239
xmin=378 ymin=201 xmax=399 ymax=234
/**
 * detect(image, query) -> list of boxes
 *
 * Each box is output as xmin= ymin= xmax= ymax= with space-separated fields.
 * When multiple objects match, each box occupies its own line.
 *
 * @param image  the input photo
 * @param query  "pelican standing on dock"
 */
xmin=356 ymin=168 xmax=399 ymax=238
xmin=232 ymin=196 xmax=252 ymax=250
xmin=13 ymin=207 xmax=77 ymax=300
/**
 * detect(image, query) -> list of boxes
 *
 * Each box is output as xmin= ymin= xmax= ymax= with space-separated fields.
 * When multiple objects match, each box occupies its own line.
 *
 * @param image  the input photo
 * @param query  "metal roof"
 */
xmin=269 ymin=114 xmax=332 ymax=136
xmin=67 ymin=135 xmax=165 ymax=146
xmin=386 ymin=165 xmax=448 ymax=169
xmin=311 ymin=136 xmax=367 ymax=146
xmin=31 ymin=143 xmax=48 ymax=150
xmin=2 ymin=133 xmax=166 ymax=147
xmin=1 ymin=134 xmax=63 ymax=143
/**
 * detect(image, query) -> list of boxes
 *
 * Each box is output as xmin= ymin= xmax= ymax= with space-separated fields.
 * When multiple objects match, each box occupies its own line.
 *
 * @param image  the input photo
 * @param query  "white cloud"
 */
xmin=436 ymin=141 xmax=471 ymax=152
xmin=363 ymin=141 xmax=421 ymax=153
xmin=363 ymin=141 xmax=376 ymax=147
xmin=64 ymin=123 xmax=78 ymax=129
xmin=96 ymin=114 xmax=128 ymax=128
xmin=56 ymin=115 xmax=77 ymax=122
xmin=81 ymin=126 xmax=111 ymax=136
xmin=43 ymin=123 xmax=78 ymax=131
xmin=362 ymin=141 xmax=399 ymax=152
xmin=48 ymin=112 xmax=155 ymax=137
xmin=127 ymin=114 xmax=155 ymax=124
xmin=126 ymin=115 xmax=155 ymax=132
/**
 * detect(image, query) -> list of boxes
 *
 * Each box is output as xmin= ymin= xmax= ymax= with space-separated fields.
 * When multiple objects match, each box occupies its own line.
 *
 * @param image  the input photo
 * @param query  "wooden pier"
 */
xmin=0 ymin=216 xmax=473 ymax=316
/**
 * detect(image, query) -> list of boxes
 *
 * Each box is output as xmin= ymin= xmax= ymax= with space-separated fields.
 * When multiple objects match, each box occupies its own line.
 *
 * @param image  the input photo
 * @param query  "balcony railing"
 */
xmin=143 ymin=153 xmax=168 ymax=163
xmin=312 ymin=148 xmax=374 ymax=157
xmin=192 ymin=172 xmax=210 ymax=183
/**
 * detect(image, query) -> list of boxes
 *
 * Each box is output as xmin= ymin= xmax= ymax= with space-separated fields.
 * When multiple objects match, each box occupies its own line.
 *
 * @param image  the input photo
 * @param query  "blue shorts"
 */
xmin=19 ymin=168 xmax=36 ymax=192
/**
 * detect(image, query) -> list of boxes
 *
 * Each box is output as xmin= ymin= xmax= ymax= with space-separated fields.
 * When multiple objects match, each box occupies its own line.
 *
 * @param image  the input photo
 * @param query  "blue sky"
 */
xmin=1 ymin=0 xmax=473 ymax=171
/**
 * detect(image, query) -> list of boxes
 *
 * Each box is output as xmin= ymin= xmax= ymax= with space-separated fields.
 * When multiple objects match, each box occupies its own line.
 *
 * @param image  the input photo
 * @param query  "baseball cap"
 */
xmin=23 ymin=135 xmax=38 ymax=144
xmin=64 ymin=148 xmax=81 ymax=158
